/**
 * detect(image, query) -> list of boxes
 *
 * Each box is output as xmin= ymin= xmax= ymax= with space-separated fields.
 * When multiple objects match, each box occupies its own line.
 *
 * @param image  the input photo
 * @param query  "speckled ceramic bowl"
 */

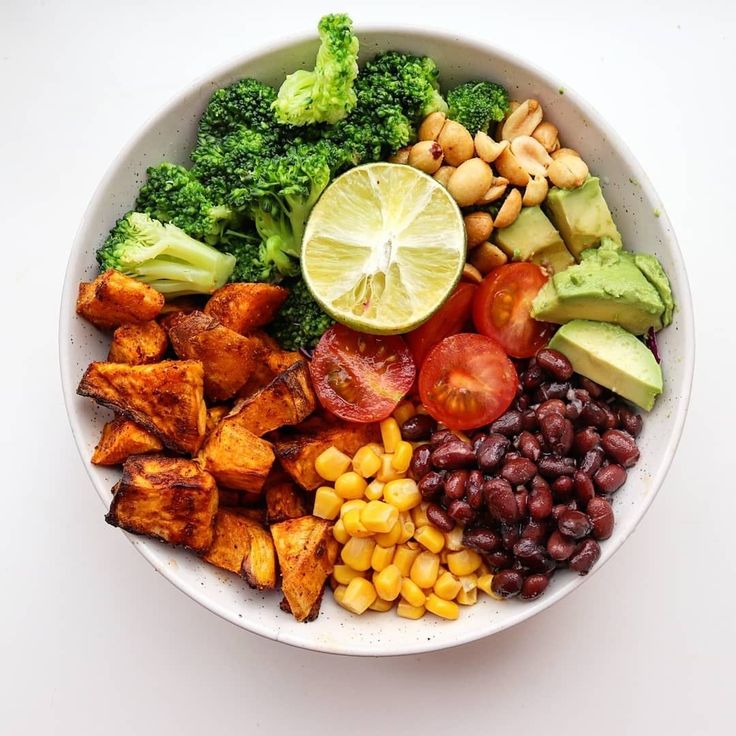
xmin=59 ymin=29 xmax=694 ymax=656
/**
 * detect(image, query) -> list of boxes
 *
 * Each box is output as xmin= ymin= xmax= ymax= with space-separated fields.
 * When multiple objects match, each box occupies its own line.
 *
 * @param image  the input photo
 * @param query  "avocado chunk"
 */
xmin=494 ymin=206 xmax=574 ymax=275
xmin=634 ymin=253 xmax=674 ymax=326
xmin=545 ymin=177 xmax=622 ymax=259
xmin=531 ymin=239 xmax=665 ymax=334
xmin=548 ymin=320 xmax=662 ymax=410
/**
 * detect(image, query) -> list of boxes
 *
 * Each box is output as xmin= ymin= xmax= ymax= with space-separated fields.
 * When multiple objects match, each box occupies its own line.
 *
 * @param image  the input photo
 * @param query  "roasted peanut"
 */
xmin=447 ymin=158 xmax=493 ymax=207
xmin=551 ymin=147 xmax=581 ymax=160
xmin=501 ymin=99 xmax=544 ymax=141
xmin=469 ymin=241 xmax=508 ymax=274
xmin=493 ymin=188 xmax=522 ymax=229
xmin=475 ymin=177 xmax=508 ymax=205
xmin=438 ymin=121 xmax=475 ymax=166
xmin=532 ymin=121 xmax=560 ymax=153
xmin=510 ymin=136 xmax=552 ymax=177
xmin=522 ymin=175 xmax=549 ymax=206
xmin=464 ymin=211 xmax=494 ymax=248
xmin=418 ymin=112 xmax=447 ymax=142
xmin=388 ymin=146 xmax=411 ymax=164
xmin=462 ymin=263 xmax=483 ymax=284
xmin=494 ymin=147 xmax=530 ymax=187
xmin=474 ymin=131 xmax=508 ymax=163
xmin=408 ymin=140 xmax=444 ymax=174
xmin=433 ymin=165 xmax=456 ymax=188
xmin=547 ymin=155 xmax=589 ymax=189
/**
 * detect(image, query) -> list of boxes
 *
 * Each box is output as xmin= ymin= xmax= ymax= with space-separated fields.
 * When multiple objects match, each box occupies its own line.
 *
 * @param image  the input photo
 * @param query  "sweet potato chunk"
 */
xmin=76 ymin=270 xmax=164 ymax=330
xmin=91 ymin=416 xmax=163 ymax=465
xmin=228 ymin=361 xmax=316 ymax=437
xmin=205 ymin=405 xmax=229 ymax=437
xmin=204 ymin=283 xmax=288 ymax=334
xmin=266 ymin=482 xmax=308 ymax=524
xmin=108 ymin=321 xmax=168 ymax=365
xmin=106 ymin=456 xmax=218 ymax=552
xmin=271 ymin=516 xmax=338 ymax=622
xmin=168 ymin=310 xmax=260 ymax=402
xmin=203 ymin=510 xmax=277 ymax=589
xmin=77 ymin=360 xmax=206 ymax=454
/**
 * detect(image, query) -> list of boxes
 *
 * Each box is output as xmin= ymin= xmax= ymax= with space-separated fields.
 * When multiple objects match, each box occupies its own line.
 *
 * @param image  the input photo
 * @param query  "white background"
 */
xmin=1 ymin=0 xmax=733 ymax=733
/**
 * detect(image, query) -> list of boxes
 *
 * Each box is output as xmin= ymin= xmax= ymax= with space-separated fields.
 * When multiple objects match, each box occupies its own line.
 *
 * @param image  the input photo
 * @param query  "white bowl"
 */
xmin=59 ymin=29 xmax=694 ymax=656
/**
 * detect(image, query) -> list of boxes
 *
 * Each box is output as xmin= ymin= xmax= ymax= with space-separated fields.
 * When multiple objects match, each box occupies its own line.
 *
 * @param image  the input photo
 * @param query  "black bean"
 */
xmin=521 ymin=409 xmax=538 ymax=431
xmin=476 ymin=433 xmax=510 ymax=472
xmin=521 ymin=519 xmax=550 ymax=545
xmin=528 ymin=481 xmax=554 ymax=520
xmin=522 ymin=363 xmax=544 ymax=391
xmin=431 ymin=441 xmax=476 ymax=469
xmin=573 ymin=470 xmax=595 ymax=505
xmin=536 ymin=399 xmax=566 ymax=422
xmin=587 ymin=497 xmax=614 ymax=540
xmin=558 ymin=509 xmax=593 ymax=539
xmin=501 ymin=457 xmax=537 ymax=485
xmin=547 ymin=530 xmax=577 ymax=561
xmin=539 ymin=412 xmax=574 ymax=456
xmin=426 ymin=503 xmax=455 ymax=532
xmin=484 ymin=478 xmax=519 ymax=523
xmin=430 ymin=429 xmax=454 ymax=447
xmin=485 ymin=550 xmax=513 ymax=570
xmin=491 ymin=569 xmax=524 ymax=598
xmin=462 ymin=527 xmax=501 ymax=553
xmin=513 ymin=539 xmax=551 ymax=573
xmin=446 ymin=499 xmax=475 ymax=523
xmin=618 ymin=406 xmax=643 ymax=437
xmin=410 ymin=445 xmax=432 ymax=480
xmin=521 ymin=574 xmax=550 ymax=599
xmin=538 ymin=381 xmax=571 ymax=401
xmin=574 ymin=427 xmax=601 ymax=455
xmin=490 ymin=410 xmax=523 ymax=436
xmin=538 ymin=455 xmax=576 ymax=478
xmin=518 ymin=431 xmax=541 ymax=462
xmin=418 ymin=471 xmax=444 ymax=500
xmin=569 ymin=539 xmax=601 ymax=574
xmin=515 ymin=489 xmax=528 ymax=518
xmin=400 ymin=413 xmax=435 ymax=441
xmin=444 ymin=470 xmax=469 ymax=500
xmin=594 ymin=464 xmax=627 ymax=493
xmin=501 ymin=523 xmax=521 ymax=550
xmin=579 ymin=376 xmax=604 ymax=398
xmin=601 ymin=429 xmax=640 ymax=468
xmin=579 ymin=447 xmax=605 ymax=476
xmin=551 ymin=475 xmax=574 ymax=500
xmin=536 ymin=348 xmax=573 ymax=380
xmin=466 ymin=470 xmax=485 ymax=509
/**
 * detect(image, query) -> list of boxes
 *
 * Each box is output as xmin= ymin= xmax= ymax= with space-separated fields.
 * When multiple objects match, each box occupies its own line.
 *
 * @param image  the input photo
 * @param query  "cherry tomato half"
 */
xmin=309 ymin=324 xmax=416 ymax=423
xmin=473 ymin=263 xmax=555 ymax=358
xmin=405 ymin=282 xmax=477 ymax=368
xmin=418 ymin=333 xmax=518 ymax=430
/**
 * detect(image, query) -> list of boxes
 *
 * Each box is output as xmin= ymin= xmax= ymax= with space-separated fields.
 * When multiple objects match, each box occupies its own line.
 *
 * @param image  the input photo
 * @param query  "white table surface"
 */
xmin=2 ymin=0 xmax=733 ymax=732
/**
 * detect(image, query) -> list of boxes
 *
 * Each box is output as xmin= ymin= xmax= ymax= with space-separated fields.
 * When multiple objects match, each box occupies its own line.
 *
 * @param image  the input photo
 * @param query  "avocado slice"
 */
xmin=494 ymin=206 xmax=574 ymax=275
xmin=548 ymin=320 xmax=662 ymax=411
xmin=531 ymin=240 xmax=665 ymax=335
xmin=545 ymin=177 xmax=622 ymax=259
xmin=634 ymin=253 xmax=674 ymax=326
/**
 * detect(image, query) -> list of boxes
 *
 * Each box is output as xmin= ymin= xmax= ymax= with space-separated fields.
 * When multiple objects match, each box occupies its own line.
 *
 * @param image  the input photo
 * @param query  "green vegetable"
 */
xmin=274 ymin=13 xmax=359 ymax=126
xmin=267 ymin=279 xmax=333 ymax=350
xmin=447 ymin=81 xmax=509 ymax=135
xmin=97 ymin=212 xmax=235 ymax=297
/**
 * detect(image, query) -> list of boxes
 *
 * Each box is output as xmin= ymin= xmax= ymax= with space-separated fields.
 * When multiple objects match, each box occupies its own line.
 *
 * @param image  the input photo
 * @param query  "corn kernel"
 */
xmin=371 ymin=544 xmax=395 ymax=572
xmin=414 ymin=525 xmax=445 ymax=554
xmin=383 ymin=478 xmax=421 ymax=512
xmin=360 ymin=500 xmax=399 ymax=534
xmin=380 ymin=417 xmax=402 ymax=453
xmin=334 ymin=471 xmax=368 ymax=500
xmin=340 ymin=577 xmax=377 ymax=614
xmin=425 ymin=593 xmax=460 ymax=620
xmin=366 ymin=442 xmax=385 ymax=457
xmin=434 ymin=571 xmax=462 ymax=600
xmin=400 ymin=578 xmax=426 ymax=607
xmin=397 ymin=511 xmax=415 ymax=544
xmin=376 ymin=454 xmax=404 ymax=482
xmin=447 ymin=549 xmax=482 ymax=577
xmin=313 ymin=486 xmax=342 ymax=520
xmin=315 ymin=446 xmax=351 ymax=481
xmin=368 ymin=596 xmax=394 ymax=612
xmin=410 ymin=551 xmax=440 ymax=589
xmin=352 ymin=445 xmax=382 ymax=478
xmin=476 ymin=573 xmax=495 ymax=596
xmin=393 ymin=544 xmax=421 ymax=577
xmin=333 ymin=584 xmax=347 ymax=605
xmin=364 ymin=479 xmax=385 ymax=501
xmin=439 ymin=549 xmax=449 ymax=565
xmin=373 ymin=519 xmax=403 ymax=547
xmin=411 ymin=501 xmax=431 ymax=528
xmin=456 ymin=587 xmax=478 ymax=605
xmin=333 ymin=564 xmax=367 ymax=585
xmin=476 ymin=561 xmax=491 ymax=577
xmin=459 ymin=574 xmax=478 ymax=592
xmin=444 ymin=525 xmax=464 ymax=552
xmin=340 ymin=499 xmax=367 ymax=518
xmin=396 ymin=600 xmax=425 ymax=620
xmin=333 ymin=519 xmax=350 ymax=544
xmin=374 ymin=564 xmax=402 ymax=601
xmin=393 ymin=401 xmax=415 ymax=426
xmin=341 ymin=536 xmax=376 ymax=571
xmin=391 ymin=441 xmax=413 ymax=472
xmin=343 ymin=507 xmax=372 ymax=538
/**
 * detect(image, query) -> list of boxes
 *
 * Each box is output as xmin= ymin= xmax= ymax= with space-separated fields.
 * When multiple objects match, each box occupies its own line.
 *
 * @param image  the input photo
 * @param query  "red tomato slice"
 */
xmin=406 ymin=283 xmax=477 ymax=367
xmin=309 ymin=324 xmax=416 ymax=423
xmin=472 ymin=263 xmax=555 ymax=358
xmin=418 ymin=333 xmax=518 ymax=430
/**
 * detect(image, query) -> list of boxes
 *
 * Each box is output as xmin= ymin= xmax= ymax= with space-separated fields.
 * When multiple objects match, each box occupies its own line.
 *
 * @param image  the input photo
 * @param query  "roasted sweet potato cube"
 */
xmin=77 ymin=360 xmax=206 ymax=455
xmin=241 ymin=521 xmax=278 ymax=590
xmin=198 ymin=419 xmax=274 ymax=492
xmin=106 ymin=456 xmax=218 ymax=552
xmin=271 ymin=516 xmax=338 ymax=622
xmin=204 ymin=283 xmax=288 ymax=334
xmin=76 ymin=270 xmax=164 ymax=330
xmin=91 ymin=416 xmax=163 ymax=465
xmin=205 ymin=405 xmax=229 ymax=437
xmin=168 ymin=310 xmax=260 ymax=402
xmin=108 ymin=321 xmax=169 ymax=365
xmin=266 ymin=482 xmax=308 ymax=524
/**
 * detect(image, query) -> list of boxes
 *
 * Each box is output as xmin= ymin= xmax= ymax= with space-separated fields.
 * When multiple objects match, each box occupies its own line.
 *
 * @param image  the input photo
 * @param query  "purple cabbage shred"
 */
xmin=645 ymin=327 xmax=661 ymax=363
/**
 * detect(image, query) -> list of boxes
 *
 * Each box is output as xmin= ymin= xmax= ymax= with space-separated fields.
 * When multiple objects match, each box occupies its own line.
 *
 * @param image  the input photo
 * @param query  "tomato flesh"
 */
xmin=309 ymin=324 xmax=416 ymax=423
xmin=473 ymin=263 xmax=554 ymax=358
xmin=418 ymin=333 xmax=518 ymax=430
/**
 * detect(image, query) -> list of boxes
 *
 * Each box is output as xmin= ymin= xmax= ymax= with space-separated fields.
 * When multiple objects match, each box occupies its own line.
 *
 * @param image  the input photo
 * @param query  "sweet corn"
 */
xmin=383 ymin=478 xmax=421 ymax=512
xmin=456 ymin=587 xmax=477 ymax=605
xmin=476 ymin=561 xmax=491 ymax=577
xmin=333 ymin=564 xmax=367 ymax=585
xmin=333 ymin=519 xmax=350 ymax=544
xmin=414 ymin=525 xmax=445 ymax=554
xmin=374 ymin=564 xmax=402 ymax=601
xmin=366 ymin=442 xmax=385 ymax=457
xmin=459 ymin=573 xmax=478 ymax=592
xmin=340 ymin=577 xmax=377 ymax=614
xmin=391 ymin=441 xmax=413 ymax=472
xmin=393 ymin=401 xmax=415 ymax=426
xmin=364 ymin=479 xmax=385 ymax=501
xmin=397 ymin=512 xmax=415 ymax=544
xmin=410 ymin=551 xmax=440 ymax=589
xmin=361 ymin=500 xmax=399 ymax=534
xmin=313 ymin=486 xmax=342 ymax=520
xmin=434 ymin=571 xmax=462 ymax=600
xmin=380 ymin=417 xmax=402 ymax=453
xmin=397 ymin=600 xmax=425 ymax=620
xmin=352 ymin=445 xmax=382 ymax=478
xmin=343 ymin=507 xmax=372 ymax=538
xmin=368 ymin=596 xmax=394 ymax=612
xmin=393 ymin=544 xmax=421 ymax=577
xmin=411 ymin=501 xmax=431 ymax=528
xmin=315 ymin=446 xmax=351 ymax=481
xmin=340 ymin=499 xmax=367 ymax=518
xmin=400 ymin=578 xmax=426 ymax=607
xmin=376 ymin=454 xmax=403 ymax=482
xmin=341 ymin=536 xmax=376 ymax=571
xmin=333 ymin=584 xmax=347 ymax=605
xmin=425 ymin=593 xmax=460 ymax=620
xmin=447 ymin=549 xmax=482 ymax=577
xmin=371 ymin=544 xmax=395 ymax=572
xmin=373 ymin=519 xmax=403 ymax=547
xmin=476 ymin=573 xmax=495 ymax=596
xmin=439 ymin=549 xmax=449 ymax=565
xmin=444 ymin=525 xmax=465 ymax=551
xmin=335 ymin=471 xmax=368 ymax=500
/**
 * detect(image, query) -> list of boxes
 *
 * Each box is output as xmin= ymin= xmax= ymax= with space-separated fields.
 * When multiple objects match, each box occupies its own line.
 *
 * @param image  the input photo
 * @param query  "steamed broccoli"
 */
xmin=274 ymin=13 xmax=359 ymax=126
xmin=97 ymin=212 xmax=235 ymax=297
xmin=447 ymin=81 xmax=510 ymax=135
xmin=267 ymin=279 xmax=333 ymax=350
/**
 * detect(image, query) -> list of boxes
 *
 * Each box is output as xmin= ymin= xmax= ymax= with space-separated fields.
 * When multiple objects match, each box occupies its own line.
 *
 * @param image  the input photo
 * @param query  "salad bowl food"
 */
xmin=60 ymin=23 xmax=694 ymax=656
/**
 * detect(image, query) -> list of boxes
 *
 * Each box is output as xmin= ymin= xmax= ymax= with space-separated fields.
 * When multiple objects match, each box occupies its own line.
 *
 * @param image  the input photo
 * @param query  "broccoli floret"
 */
xmin=267 ymin=279 xmax=333 ymax=350
xmin=97 ymin=212 xmax=235 ymax=297
xmin=219 ymin=228 xmax=280 ymax=284
xmin=447 ymin=81 xmax=510 ymax=135
xmin=275 ymin=13 xmax=359 ymax=126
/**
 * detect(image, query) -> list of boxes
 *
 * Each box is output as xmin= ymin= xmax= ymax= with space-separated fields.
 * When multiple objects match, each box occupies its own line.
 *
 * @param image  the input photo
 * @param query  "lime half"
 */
xmin=301 ymin=163 xmax=466 ymax=334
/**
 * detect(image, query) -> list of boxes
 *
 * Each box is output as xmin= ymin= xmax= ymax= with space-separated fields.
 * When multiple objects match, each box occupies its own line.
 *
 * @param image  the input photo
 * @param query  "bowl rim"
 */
xmin=59 ymin=26 xmax=695 ymax=657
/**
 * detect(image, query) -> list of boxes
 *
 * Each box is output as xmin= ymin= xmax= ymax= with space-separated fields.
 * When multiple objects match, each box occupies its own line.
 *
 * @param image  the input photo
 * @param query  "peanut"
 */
xmin=470 ymin=241 xmax=508 ymax=275
xmin=522 ymin=175 xmax=549 ymax=206
xmin=433 ymin=165 xmax=456 ymax=188
xmin=418 ymin=112 xmax=447 ymax=142
xmin=501 ymin=99 xmax=543 ymax=141
xmin=494 ymin=147 xmax=530 ymax=187
xmin=510 ymin=136 xmax=552 ymax=177
xmin=447 ymin=158 xmax=493 ymax=208
xmin=547 ymin=155 xmax=589 ymax=189
xmin=551 ymin=147 xmax=581 ymax=161
xmin=408 ymin=140 xmax=444 ymax=174
xmin=474 ymin=131 xmax=508 ymax=163
xmin=388 ymin=146 xmax=411 ymax=165
xmin=532 ymin=121 xmax=560 ymax=153
xmin=462 ymin=263 xmax=483 ymax=284
xmin=438 ymin=121 xmax=475 ymax=166
xmin=464 ymin=211 xmax=494 ymax=249
xmin=475 ymin=177 xmax=508 ymax=205
xmin=493 ymin=188 xmax=522 ymax=229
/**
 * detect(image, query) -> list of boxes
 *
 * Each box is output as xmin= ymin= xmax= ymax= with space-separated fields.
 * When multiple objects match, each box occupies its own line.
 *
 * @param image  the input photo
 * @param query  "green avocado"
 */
xmin=545 ymin=177 xmax=622 ymax=259
xmin=493 ymin=205 xmax=574 ymax=275
xmin=634 ymin=253 xmax=674 ymax=326
xmin=548 ymin=320 xmax=663 ymax=411
xmin=531 ymin=239 xmax=665 ymax=334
